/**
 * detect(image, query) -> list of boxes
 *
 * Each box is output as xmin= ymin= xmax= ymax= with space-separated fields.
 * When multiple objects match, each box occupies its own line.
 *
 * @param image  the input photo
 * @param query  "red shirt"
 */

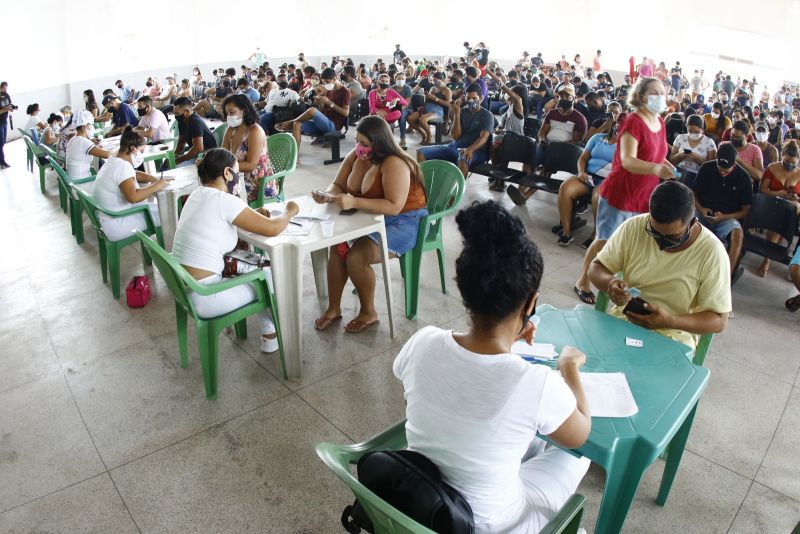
xmin=600 ymin=113 xmax=668 ymax=213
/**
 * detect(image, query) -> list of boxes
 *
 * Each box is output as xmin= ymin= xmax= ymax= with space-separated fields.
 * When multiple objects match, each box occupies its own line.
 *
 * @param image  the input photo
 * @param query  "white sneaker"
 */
xmin=260 ymin=335 xmax=279 ymax=353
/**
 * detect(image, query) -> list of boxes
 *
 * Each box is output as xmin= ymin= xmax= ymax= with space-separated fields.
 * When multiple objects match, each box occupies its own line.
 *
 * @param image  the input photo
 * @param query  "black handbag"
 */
xmin=341 ymin=450 xmax=474 ymax=534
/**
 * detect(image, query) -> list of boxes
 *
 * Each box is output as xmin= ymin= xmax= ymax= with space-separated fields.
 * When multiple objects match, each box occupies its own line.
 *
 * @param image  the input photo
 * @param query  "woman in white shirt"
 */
xmin=91 ymin=126 xmax=167 ymax=241
xmin=24 ymin=104 xmax=46 ymax=133
xmin=669 ymin=114 xmax=717 ymax=189
xmin=66 ymin=110 xmax=112 ymax=179
xmin=41 ymin=113 xmax=63 ymax=147
xmin=394 ymin=200 xmax=592 ymax=533
xmin=171 ymin=148 xmax=299 ymax=353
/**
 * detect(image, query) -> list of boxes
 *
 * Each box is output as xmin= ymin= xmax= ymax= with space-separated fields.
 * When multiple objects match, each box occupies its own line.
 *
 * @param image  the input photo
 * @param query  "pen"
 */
xmin=520 ymin=355 xmax=550 ymax=364
xmin=289 ymin=220 xmax=302 ymax=226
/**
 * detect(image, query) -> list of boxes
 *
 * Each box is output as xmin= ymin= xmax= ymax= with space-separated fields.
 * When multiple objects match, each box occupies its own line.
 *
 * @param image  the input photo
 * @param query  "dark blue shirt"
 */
xmin=113 ymin=102 xmax=139 ymax=128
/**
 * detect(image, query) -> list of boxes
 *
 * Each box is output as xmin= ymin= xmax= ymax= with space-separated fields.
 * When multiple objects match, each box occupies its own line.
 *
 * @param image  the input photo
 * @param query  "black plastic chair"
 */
xmin=472 ymin=134 xmax=537 ymax=183
xmin=518 ymin=142 xmax=584 ymax=195
xmin=320 ymin=126 xmax=348 ymax=165
xmin=524 ymin=117 xmax=541 ymax=139
xmin=742 ymin=194 xmax=799 ymax=264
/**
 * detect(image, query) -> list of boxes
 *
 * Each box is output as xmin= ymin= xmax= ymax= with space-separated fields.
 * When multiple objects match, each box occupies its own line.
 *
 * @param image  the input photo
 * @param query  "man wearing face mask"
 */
xmin=691 ymin=143 xmax=752 ymax=278
xmin=753 ymin=120 xmax=779 ymax=168
xmin=101 ymin=95 xmax=139 ymax=138
xmin=766 ymin=110 xmax=787 ymax=148
xmin=236 ymin=78 xmax=260 ymax=103
xmin=416 ymin=84 xmax=493 ymax=178
xmin=114 ymin=80 xmax=137 ymax=104
xmin=720 ymin=120 xmax=763 ymax=182
xmin=133 ymin=96 xmax=170 ymax=143
xmin=529 ymin=76 xmax=552 ymax=120
xmin=589 ymin=180 xmax=730 ymax=349
xmin=275 ymin=68 xmax=351 ymax=151
xmin=173 ymin=97 xmax=217 ymax=165
xmin=258 ymin=80 xmax=300 ymax=135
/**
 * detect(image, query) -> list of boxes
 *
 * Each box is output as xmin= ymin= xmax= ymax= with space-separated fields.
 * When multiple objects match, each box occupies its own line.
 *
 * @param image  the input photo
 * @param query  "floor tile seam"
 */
xmin=752 ymin=385 xmax=796 ymax=488
xmin=683 ymin=446 xmax=758 ymax=481
xmin=0 ymin=472 xmax=109 ymax=515
xmin=725 ymin=479 xmax=754 ymax=534
xmin=292 ymin=393 xmax=357 ymax=443
xmin=105 ymin=388 xmax=295 ymax=473
xmin=106 ymin=468 xmax=143 ymax=533
xmin=59 ymin=371 xmax=111 ymax=473
xmin=292 ymin=346 xmax=402 ymax=396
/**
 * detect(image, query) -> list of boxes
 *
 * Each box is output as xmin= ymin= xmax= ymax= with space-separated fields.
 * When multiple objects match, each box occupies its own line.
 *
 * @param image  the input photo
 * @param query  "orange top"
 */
xmin=764 ymin=167 xmax=799 ymax=194
xmin=348 ymin=162 xmax=427 ymax=212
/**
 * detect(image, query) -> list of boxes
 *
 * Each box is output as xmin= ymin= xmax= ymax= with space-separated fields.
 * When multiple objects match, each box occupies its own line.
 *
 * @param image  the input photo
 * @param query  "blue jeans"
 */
xmin=399 ymin=107 xmax=413 ymax=140
xmin=366 ymin=208 xmax=429 ymax=256
xmin=417 ymin=141 xmax=489 ymax=168
xmin=300 ymin=109 xmax=337 ymax=136
xmin=596 ymin=196 xmax=639 ymax=240
xmin=489 ymin=101 xmax=509 ymax=115
xmin=0 ymin=121 xmax=7 ymax=164
xmin=259 ymin=111 xmax=275 ymax=133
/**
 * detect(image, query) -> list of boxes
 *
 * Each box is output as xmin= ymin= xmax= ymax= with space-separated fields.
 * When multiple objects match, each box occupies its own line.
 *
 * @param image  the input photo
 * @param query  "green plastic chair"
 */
xmin=212 ymin=123 xmax=228 ymax=148
xmin=49 ymin=159 xmax=96 ymax=244
xmin=21 ymin=135 xmax=51 ymax=194
xmin=251 ymin=133 xmax=298 ymax=208
xmin=19 ymin=128 xmax=34 ymax=172
xmin=399 ymin=160 xmax=465 ymax=319
xmin=134 ymin=230 xmax=286 ymax=398
xmin=74 ymin=187 xmax=164 ymax=299
xmin=315 ymin=420 xmax=587 ymax=534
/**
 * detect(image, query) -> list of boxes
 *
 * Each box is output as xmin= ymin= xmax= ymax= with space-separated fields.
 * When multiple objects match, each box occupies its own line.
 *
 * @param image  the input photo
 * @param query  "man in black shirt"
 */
xmin=173 ymin=97 xmax=217 ymax=165
xmin=692 ymin=143 xmax=753 ymax=275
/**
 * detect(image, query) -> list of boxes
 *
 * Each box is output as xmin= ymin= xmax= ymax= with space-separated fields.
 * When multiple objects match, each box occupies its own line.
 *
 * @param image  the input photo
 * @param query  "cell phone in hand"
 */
xmin=339 ymin=208 xmax=358 ymax=216
xmin=623 ymin=297 xmax=651 ymax=316
xmin=683 ymin=148 xmax=692 ymax=154
xmin=312 ymin=189 xmax=336 ymax=202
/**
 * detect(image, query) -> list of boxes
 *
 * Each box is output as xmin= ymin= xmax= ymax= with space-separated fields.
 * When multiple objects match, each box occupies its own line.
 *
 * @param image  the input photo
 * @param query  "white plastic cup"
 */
xmin=321 ymin=219 xmax=335 ymax=238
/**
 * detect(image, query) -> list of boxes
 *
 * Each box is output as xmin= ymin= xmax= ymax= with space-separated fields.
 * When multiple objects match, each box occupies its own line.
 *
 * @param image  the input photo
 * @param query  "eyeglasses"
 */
xmin=645 ymin=216 xmax=695 ymax=250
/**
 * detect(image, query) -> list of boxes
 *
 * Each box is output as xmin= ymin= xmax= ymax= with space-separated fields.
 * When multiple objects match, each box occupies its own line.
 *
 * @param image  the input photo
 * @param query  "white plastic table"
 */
xmin=236 ymin=199 xmax=396 ymax=381
xmin=155 ymin=166 xmax=201 ymax=251
xmin=99 ymin=136 xmax=176 ymax=174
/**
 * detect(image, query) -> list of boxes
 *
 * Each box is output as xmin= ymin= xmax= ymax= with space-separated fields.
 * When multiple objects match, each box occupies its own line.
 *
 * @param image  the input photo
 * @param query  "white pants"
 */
xmin=189 ymin=267 xmax=274 ymax=335
xmin=100 ymin=202 xmax=162 ymax=242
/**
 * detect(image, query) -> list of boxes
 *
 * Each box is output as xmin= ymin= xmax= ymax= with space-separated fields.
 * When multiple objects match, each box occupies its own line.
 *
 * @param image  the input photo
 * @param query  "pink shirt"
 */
xmin=719 ymin=141 xmax=763 ymax=169
xmin=368 ymin=88 xmax=407 ymax=114
xmin=593 ymin=56 xmax=602 ymax=72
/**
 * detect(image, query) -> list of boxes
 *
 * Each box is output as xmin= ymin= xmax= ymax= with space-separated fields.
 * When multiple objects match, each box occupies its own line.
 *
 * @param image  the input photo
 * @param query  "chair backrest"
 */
xmin=30 ymin=128 xmax=41 ymax=146
xmin=133 ymin=230 xmax=198 ymax=315
xmin=417 ymin=160 xmax=466 ymax=248
xmin=524 ymin=117 xmax=541 ymax=138
xmin=21 ymin=135 xmax=44 ymax=159
xmin=543 ymin=142 xmax=584 ymax=175
xmin=266 ymin=133 xmax=297 ymax=175
xmin=212 ymin=123 xmax=227 ymax=147
xmin=73 ymin=186 xmax=106 ymax=234
xmin=497 ymin=134 xmax=537 ymax=168
xmin=49 ymin=159 xmax=80 ymax=200
xmin=39 ymin=143 xmax=64 ymax=166
xmin=744 ymin=193 xmax=798 ymax=245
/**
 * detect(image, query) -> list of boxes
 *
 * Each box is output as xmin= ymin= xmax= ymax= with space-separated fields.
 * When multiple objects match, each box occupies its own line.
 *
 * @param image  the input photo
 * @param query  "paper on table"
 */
xmin=281 ymin=218 xmax=314 ymax=236
xmin=271 ymin=196 xmax=331 ymax=221
xmin=511 ymin=342 xmax=558 ymax=360
xmin=579 ymin=372 xmax=638 ymax=418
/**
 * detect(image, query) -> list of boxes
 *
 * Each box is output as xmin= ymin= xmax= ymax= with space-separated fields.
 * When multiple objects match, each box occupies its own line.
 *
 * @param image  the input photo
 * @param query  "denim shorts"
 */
xmin=423 ymin=103 xmax=444 ymax=117
xmin=696 ymin=211 xmax=742 ymax=242
xmin=791 ymin=246 xmax=800 ymax=267
xmin=300 ymin=110 xmax=337 ymax=136
xmin=596 ymin=196 xmax=639 ymax=240
xmin=418 ymin=141 xmax=488 ymax=168
xmin=365 ymin=208 xmax=428 ymax=256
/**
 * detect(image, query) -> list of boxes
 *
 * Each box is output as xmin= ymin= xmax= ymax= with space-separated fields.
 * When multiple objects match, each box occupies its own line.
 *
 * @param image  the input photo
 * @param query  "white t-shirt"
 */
xmin=547 ymin=120 xmax=575 ymax=143
xmin=92 ymin=157 xmax=140 ymax=218
xmin=265 ymin=88 xmax=300 ymax=112
xmin=171 ymin=187 xmax=248 ymax=275
xmin=24 ymin=115 xmax=41 ymax=133
xmin=138 ymin=108 xmax=170 ymax=142
xmin=672 ymin=133 xmax=716 ymax=173
xmin=393 ymin=326 xmax=577 ymax=533
xmin=66 ymin=135 xmax=97 ymax=179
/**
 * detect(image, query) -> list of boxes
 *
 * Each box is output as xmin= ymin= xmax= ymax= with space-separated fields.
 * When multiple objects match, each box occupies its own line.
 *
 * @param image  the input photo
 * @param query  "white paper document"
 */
xmin=579 ymin=372 xmax=639 ymax=418
xmin=274 ymin=196 xmax=331 ymax=221
xmin=280 ymin=218 xmax=314 ymax=236
xmin=511 ymin=342 xmax=558 ymax=360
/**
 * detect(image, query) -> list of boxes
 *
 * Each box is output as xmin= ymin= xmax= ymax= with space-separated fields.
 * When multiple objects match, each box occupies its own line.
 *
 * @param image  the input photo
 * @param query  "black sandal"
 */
xmin=506 ymin=185 xmax=527 ymax=206
xmin=786 ymin=295 xmax=800 ymax=312
xmin=574 ymin=285 xmax=596 ymax=305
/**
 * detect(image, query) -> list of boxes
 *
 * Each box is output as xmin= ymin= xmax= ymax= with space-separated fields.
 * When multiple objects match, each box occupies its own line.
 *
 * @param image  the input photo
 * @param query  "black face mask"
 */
xmin=378 ymin=83 xmax=389 ymax=90
xmin=646 ymin=217 xmax=695 ymax=251
xmin=731 ymin=138 xmax=744 ymax=148
xmin=783 ymin=161 xmax=797 ymax=171
xmin=137 ymin=107 xmax=147 ymax=117
xmin=558 ymin=99 xmax=572 ymax=111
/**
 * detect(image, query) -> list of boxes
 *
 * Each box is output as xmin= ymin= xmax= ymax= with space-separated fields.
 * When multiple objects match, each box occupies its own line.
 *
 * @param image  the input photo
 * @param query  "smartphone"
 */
xmin=339 ymin=208 xmax=358 ymax=216
xmin=683 ymin=148 xmax=692 ymax=154
xmin=312 ymin=189 xmax=337 ymax=202
xmin=623 ymin=297 xmax=651 ymax=316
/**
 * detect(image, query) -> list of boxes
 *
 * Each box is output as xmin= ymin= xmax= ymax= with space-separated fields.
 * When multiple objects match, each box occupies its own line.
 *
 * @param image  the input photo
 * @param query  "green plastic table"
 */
xmin=534 ymin=304 xmax=710 ymax=534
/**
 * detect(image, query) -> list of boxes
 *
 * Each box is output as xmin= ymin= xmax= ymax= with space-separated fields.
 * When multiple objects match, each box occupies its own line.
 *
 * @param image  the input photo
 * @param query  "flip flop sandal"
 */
xmin=573 ymin=285 xmax=596 ymax=305
xmin=786 ymin=295 xmax=800 ymax=312
xmin=344 ymin=318 xmax=380 ymax=333
xmin=314 ymin=315 xmax=342 ymax=331
xmin=506 ymin=185 xmax=527 ymax=206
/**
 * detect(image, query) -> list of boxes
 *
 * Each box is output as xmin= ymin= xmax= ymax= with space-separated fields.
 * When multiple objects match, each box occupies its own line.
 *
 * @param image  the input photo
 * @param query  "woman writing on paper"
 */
xmin=172 ymin=148 xmax=299 ymax=353
xmin=311 ymin=116 xmax=427 ymax=333
xmin=394 ymin=200 xmax=591 ymax=533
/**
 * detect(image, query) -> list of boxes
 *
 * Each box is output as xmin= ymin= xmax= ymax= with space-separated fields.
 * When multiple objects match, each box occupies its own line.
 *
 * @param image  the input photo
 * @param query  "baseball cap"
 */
xmin=716 ymin=143 xmax=737 ymax=169
xmin=557 ymin=85 xmax=575 ymax=97
xmin=101 ymin=94 xmax=117 ymax=106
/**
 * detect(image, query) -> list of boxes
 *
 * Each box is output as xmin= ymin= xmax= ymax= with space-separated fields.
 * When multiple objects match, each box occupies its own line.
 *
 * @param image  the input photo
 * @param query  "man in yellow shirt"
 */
xmin=588 ymin=181 xmax=731 ymax=349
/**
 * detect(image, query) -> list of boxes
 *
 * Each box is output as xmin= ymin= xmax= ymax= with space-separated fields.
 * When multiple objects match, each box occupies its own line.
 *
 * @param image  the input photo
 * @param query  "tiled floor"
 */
xmin=1 ymin=132 xmax=799 ymax=534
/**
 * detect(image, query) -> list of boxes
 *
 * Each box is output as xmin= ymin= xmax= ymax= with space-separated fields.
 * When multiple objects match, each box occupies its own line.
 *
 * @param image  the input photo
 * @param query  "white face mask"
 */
xmin=646 ymin=94 xmax=666 ymax=114
xmin=227 ymin=115 xmax=243 ymax=128
xmin=755 ymin=131 xmax=769 ymax=142
xmin=323 ymin=82 xmax=335 ymax=91
xmin=767 ymin=117 xmax=777 ymax=126
xmin=131 ymin=149 xmax=144 ymax=168
xmin=688 ymin=132 xmax=702 ymax=141
xmin=396 ymin=79 xmax=405 ymax=87
xmin=711 ymin=112 xmax=720 ymax=119
xmin=52 ymin=125 xmax=61 ymax=134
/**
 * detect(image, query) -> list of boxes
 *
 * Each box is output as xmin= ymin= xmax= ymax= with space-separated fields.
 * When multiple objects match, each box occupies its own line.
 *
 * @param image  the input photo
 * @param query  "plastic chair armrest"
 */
xmin=72 ymin=176 xmax=96 ymax=185
xmin=185 ymin=268 xmax=267 ymax=296
xmin=539 ymin=494 xmax=586 ymax=534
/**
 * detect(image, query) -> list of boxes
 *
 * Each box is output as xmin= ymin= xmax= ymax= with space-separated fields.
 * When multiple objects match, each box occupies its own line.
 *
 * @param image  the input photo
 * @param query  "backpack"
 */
xmin=341 ymin=450 xmax=474 ymax=534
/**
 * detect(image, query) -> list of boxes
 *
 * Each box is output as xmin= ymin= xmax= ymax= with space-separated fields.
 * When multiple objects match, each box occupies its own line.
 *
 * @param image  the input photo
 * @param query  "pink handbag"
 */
xmin=126 ymin=275 xmax=151 ymax=307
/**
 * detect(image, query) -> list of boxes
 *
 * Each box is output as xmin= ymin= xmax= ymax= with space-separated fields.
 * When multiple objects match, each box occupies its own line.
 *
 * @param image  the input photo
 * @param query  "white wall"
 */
xmin=4 ymin=0 xmax=799 ymax=136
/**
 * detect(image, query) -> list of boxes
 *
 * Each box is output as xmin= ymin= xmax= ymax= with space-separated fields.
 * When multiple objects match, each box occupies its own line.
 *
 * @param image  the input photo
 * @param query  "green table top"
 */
xmin=534 ymin=304 xmax=710 ymax=466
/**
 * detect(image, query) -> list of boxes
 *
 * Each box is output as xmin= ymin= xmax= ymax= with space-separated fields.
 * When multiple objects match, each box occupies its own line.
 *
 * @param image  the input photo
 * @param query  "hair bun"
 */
xmin=456 ymin=201 xmax=528 ymax=254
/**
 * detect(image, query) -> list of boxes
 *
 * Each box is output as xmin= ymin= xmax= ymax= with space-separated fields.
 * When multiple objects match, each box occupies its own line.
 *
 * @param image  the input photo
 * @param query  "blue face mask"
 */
xmin=466 ymin=100 xmax=479 ymax=110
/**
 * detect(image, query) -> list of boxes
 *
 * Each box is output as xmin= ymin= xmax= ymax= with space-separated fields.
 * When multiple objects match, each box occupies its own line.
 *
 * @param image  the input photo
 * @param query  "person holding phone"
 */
xmin=669 ymin=114 xmax=716 ymax=188
xmin=311 ymin=116 xmax=427 ymax=334
xmin=588 ymin=181 xmax=731 ymax=349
